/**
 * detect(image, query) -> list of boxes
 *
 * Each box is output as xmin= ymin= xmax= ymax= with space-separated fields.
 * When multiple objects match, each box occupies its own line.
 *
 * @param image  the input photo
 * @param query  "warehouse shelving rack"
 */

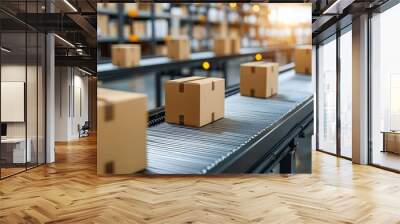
xmin=97 ymin=3 xmax=272 ymax=60
xmin=98 ymin=46 xmax=294 ymax=107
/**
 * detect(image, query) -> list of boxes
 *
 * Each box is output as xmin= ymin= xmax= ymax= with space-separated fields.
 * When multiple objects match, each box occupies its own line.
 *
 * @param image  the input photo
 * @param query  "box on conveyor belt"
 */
xmin=294 ymin=46 xmax=312 ymax=75
xmin=214 ymin=38 xmax=231 ymax=56
xmin=97 ymin=88 xmax=147 ymax=175
xmin=166 ymin=37 xmax=190 ymax=60
xmin=111 ymin=44 xmax=141 ymax=67
xmin=231 ymin=36 xmax=241 ymax=54
xmin=240 ymin=62 xmax=279 ymax=98
xmin=165 ymin=76 xmax=225 ymax=127
xmin=214 ymin=37 xmax=241 ymax=56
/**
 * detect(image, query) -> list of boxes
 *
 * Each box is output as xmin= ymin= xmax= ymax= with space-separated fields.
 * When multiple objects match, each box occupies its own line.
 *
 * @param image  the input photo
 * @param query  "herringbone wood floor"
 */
xmin=1 ymin=135 xmax=400 ymax=224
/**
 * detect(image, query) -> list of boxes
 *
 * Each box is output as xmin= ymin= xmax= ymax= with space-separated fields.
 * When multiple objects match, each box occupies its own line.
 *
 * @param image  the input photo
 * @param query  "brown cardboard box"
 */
xmin=124 ymin=3 xmax=138 ymax=13
xmin=165 ymin=76 xmax=225 ymax=127
xmin=156 ymin=45 xmax=167 ymax=56
xmin=112 ymin=44 xmax=141 ymax=67
xmin=294 ymin=46 xmax=312 ymax=74
xmin=97 ymin=15 xmax=109 ymax=36
xmin=108 ymin=20 xmax=118 ymax=37
xmin=97 ymin=88 xmax=147 ymax=175
xmin=124 ymin=24 xmax=131 ymax=38
xmin=384 ymin=132 xmax=400 ymax=154
xmin=104 ymin=3 xmax=117 ymax=11
xmin=214 ymin=38 xmax=231 ymax=56
xmin=167 ymin=37 xmax=190 ymax=60
xmin=132 ymin=22 xmax=146 ymax=37
xmin=214 ymin=37 xmax=241 ymax=56
xmin=240 ymin=62 xmax=279 ymax=98
xmin=231 ymin=37 xmax=241 ymax=54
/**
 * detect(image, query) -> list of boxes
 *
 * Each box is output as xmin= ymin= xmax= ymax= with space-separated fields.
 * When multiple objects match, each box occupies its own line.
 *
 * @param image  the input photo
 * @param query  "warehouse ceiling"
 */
xmin=311 ymin=0 xmax=390 ymax=43
xmin=0 ymin=0 xmax=97 ymax=73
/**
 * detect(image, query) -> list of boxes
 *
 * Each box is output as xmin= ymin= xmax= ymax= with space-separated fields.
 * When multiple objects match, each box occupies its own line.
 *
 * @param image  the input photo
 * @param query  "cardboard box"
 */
xmin=294 ymin=46 xmax=312 ymax=74
xmin=97 ymin=15 xmax=109 ymax=36
xmin=165 ymin=76 xmax=225 ymax=127
xmin=231 ymin=37 xmax=241 ymax=54
xmin=156 ymin=45 xmax=167 ymax=56
xmin=214 ymin=38 xmax=231 ymax=56
xmin=104 ymin=3 xmax=117 ymax=11
xmin=384 ymin=132 xmax=400 ymax=154
xmin=132 ymin=22 xmax=146 ymax=37
xmin=124 ymin=24 xmax=131 ymax=38
xmin=97 ymin=88 xmax=147 ymax=175
xmin=124 ymin=3 xmax=138 ymax=13
xmin=214 ymin=37 xmax=241 ymax=56
xmin=240 ymin=62 xmax=279 ymax=98
xmin=108 ymin=20 xmax=118 ymax=37
xmin=112 ymin=44 xmax=141 ymax=67
xmin=167 ymin=37 xmax=190 ymax=60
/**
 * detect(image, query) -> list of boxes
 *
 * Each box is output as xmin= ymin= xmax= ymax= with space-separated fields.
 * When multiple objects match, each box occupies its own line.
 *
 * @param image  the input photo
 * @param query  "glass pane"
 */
xmin=371 ymin=4 xmax=400 ymax=171
xmin=1 ymin=32 xmax=27 ymax=177
xmin=27 ymin=31 xmax=38 ymax=169
xmin=38 ymin=32 xmax=45 ymax=165
xmin=340 ymin=30 xmax=352 ymax=158
xmin=318 ymin=38 xmax=337 ymax=154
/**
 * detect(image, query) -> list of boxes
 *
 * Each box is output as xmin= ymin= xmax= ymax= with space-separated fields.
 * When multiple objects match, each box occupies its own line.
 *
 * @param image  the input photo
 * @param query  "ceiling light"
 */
xmin=252 ymin=4 xmax=260 ymax=13
xmin=63 ymin=0 xmax=78 ymax=12
xmin=78 ymin=67 xmax=92 ymax=76
xmin=1 ymin=47 xmax=11 ymax=53
xmin=54 ymin=34 xmax=75 ymax=48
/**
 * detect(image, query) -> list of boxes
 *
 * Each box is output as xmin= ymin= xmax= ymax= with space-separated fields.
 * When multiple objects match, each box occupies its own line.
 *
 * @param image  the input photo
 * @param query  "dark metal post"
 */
xmin=280 ymin=149 xmax=296 ymax=174
xmin=336 ymin=23 xmax=341 ymax=156
xmin=155 ymin=72 xmax=162 ymax=108
xmin=117 ymin=4 xmax=124 ymax=44
xmin=150 ymin=4 xmax=156 ymax=55
xmin=315 ymin=44 xmax=320 ymax=150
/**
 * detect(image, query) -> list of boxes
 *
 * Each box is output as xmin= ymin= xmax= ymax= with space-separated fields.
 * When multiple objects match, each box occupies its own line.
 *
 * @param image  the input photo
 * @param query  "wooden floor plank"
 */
xmin=0 ymin=135 xmax=400 ymax=223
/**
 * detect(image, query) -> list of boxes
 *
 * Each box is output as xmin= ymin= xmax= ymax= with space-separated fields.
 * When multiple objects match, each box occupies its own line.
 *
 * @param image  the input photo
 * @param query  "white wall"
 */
xmin=55 ymin=67 xmax=89 ymax=141
xmin=1 ymin=65 xmax=37 ymax=138
xmin=1 ymin=63 xmax=46 ymax=164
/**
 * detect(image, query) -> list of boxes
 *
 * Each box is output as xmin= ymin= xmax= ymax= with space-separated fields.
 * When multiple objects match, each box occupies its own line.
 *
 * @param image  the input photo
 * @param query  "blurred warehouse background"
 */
xmin=97 ymin=3 xmax=312 ymax=110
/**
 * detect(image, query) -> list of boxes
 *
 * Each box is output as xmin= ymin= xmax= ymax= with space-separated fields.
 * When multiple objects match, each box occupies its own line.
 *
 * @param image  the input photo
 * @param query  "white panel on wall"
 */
xmin=1 ymin=82 xmax=25 ymax=122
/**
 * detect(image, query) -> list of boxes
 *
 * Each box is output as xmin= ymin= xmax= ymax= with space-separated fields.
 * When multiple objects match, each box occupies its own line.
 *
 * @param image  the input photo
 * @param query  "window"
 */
xmin=370 ymin=3 xmax=400 ymax=171
xmin=317 ymin=36 xmax=337 ymax=154
xmin=339 ymin=28 xmax=352 ymax=158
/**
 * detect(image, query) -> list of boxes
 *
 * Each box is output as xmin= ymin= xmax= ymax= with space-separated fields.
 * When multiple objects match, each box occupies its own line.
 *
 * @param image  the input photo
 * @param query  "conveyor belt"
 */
xmin=146 ymin=70 xmax=312 ymax=174
xmin=97 ymin=47 xmax=293 ymax=79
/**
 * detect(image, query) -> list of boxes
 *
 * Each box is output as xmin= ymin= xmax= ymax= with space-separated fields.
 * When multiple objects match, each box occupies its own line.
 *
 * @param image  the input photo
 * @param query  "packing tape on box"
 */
xmin=98 ymin=98 xmax=114 ymax=121
xmin=177 ymin=77 xmax=209 ymax=93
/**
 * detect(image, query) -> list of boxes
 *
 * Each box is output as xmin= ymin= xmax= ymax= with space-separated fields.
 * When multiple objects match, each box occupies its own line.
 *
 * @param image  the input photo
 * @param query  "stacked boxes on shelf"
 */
xmin=294 ymin=46 xmax=312 ymax=74
xmin=98 ymin=3 xmax=311 ymax=59
xmin=167 ymin=36 xmax=191 ymax=60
